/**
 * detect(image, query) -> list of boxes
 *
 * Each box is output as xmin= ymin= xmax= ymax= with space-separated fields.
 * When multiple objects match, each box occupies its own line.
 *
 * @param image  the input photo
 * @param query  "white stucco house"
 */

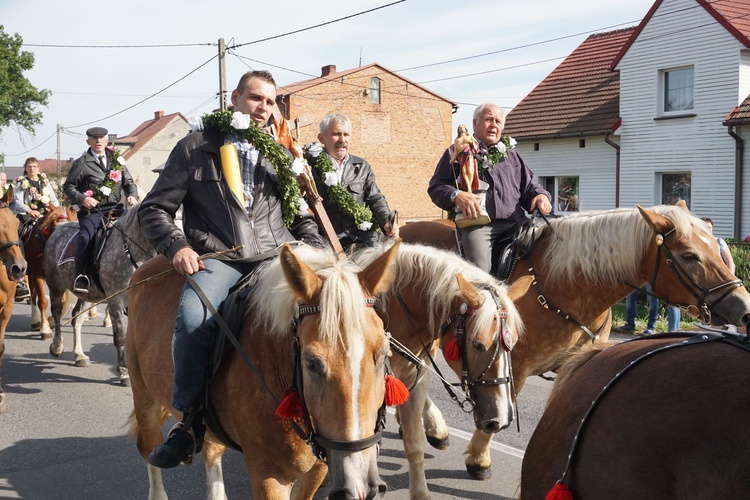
xmin=504 ymin=0 xmax=750 ymax=240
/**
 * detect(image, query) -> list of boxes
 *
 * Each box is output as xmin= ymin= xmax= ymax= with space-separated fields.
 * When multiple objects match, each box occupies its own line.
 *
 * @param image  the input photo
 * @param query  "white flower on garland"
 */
xmin=306 ymin=142 xmax=323 ymax=157
xmin=324 ymin=171 xmax=339 ymax=187
xmin=40 ymin=195 xmax=50 ymax=204
xmin=116 ymin=155 xmax=127 ymax=166
xmin=188 ymin=115 xmax=204 ymax=133
xmin=298 ymin=196 xmax=309 ymax=216
xmin=358 ymin=221 xmax=373 ymax=231
xmin=291 ymin=158 xmax=305 ymax=176
xmin=99 ymin=186 xmax=112 ymax=197
xmin=230 ymin=112 xmax=251 ymax=130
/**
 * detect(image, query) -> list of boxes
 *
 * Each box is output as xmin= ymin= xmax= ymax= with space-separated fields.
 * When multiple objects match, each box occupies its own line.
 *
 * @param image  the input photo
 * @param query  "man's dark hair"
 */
xmin=701 ymin=217 xmax=714 ymax=225
xmin=237 ymin=70 xmax=276 ymax=93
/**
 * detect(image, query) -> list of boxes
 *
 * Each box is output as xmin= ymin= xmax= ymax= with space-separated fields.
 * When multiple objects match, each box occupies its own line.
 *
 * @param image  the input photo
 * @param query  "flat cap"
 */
xmin=86 ymin=126 xmax=108 ymax=137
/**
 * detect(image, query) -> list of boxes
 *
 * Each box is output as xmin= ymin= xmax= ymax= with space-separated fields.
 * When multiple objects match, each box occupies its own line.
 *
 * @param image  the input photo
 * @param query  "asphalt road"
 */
xmin=0 ymin=300 xmax=556 ymax=499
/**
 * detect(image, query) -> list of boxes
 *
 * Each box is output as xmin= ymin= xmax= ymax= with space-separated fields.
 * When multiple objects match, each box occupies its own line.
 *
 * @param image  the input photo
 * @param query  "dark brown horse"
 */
xmin=521 ymin=330 xmax=750 ymax=499
xmin=21 ymin=204 xmax=77 ymax=338
xmin=0 ymin=187 xmax=28 ymax=413
xmin=400 ymin=204 xmax=750 ymax=478
xmin=127 ymin=243 xmax=401 ymax=499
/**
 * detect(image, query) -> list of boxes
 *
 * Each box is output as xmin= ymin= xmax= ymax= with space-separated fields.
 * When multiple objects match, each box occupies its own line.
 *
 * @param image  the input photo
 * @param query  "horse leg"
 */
xmin=103 ymin=305 xmax=112 ymax=328
xmin=422 ymin=393 xmax=450 ymax=450
xmin=290 ymin=460 xmax=328 ymax=500
xmin=107 ymin=302 xmax=129 ymax=385
xmin=34 ymin=277 xmax=52 ymax=338
xmin=70 ymin=301 xmax=91 ymax=367
xmin=202 ymin=437 xmax=228 ymax=500
xmin=49 ymin=290 xmax=68 ymax=359
xmin=398 ymin=377 xmax=432 ymax=500
xmin=146 ymin=464 xmax=168 ymax=500
xmin=29 ymin=278 xmax=41 ymax=332
xmin=0 ymin=300 xmax=10 ymax=414
xmin=464 ymin=429 xmax=494 ymax=480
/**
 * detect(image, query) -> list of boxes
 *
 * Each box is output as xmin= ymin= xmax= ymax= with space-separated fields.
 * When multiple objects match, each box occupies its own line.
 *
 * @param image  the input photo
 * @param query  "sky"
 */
xmin=1 ymin=0 xmax=656 ymax=167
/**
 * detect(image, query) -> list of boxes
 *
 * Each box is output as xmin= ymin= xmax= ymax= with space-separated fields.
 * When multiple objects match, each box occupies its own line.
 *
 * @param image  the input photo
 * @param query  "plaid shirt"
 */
xmin=229 ymin=134 xmax=259 ymax=214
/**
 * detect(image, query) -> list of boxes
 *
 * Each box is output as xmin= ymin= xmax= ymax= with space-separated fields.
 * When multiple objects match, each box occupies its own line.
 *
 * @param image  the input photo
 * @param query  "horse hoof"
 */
xmin=120 ymin=375 xmax=131 ymax=387
xmin=31 ymin=323 xmax=41 ymax=331
xmin=398 ymin=426 xmax=403 ymax=440
xmin=75 ymin=357 xmax=91 ymax=367
xmin=40 ymin=332 xmax=52 ymax=341
xmin=103 ymin=319 xmax=112 ymax=328
xmin=49 ymin=344 xmax=63 ymax=358
xmin=426 ymin=433 xmax=450 ymax=450
xmin=466 ymin=463 xmax=492 ymax=481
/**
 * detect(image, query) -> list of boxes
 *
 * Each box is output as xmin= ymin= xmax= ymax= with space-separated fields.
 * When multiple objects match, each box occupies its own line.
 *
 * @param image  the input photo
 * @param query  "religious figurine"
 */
xmin=450 ymin=124 xmax=479 ymax=192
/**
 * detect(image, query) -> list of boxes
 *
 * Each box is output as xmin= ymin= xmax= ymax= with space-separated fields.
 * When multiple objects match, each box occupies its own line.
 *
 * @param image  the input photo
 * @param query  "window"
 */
xmin=540 ymin=176 xmax=580 ymax=213
xmin=661 ymin=67 xmax=694 ymax=114
xmin=534 ymin=143 xmax=540 ymax=151
xmin=661 ymin=172 xmax=691 ymax=208
xmin=370 ymin=77 xmax=381 ymax=104
xmin=579 ymin=139 xmax=586 ymax=148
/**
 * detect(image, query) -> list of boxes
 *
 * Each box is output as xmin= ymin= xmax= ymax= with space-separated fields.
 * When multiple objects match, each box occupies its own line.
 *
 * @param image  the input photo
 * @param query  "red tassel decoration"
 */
xmin=384 ymin=374 xmax=409 ymax=406
xmin=275 ymin=388 xmax=303 ymax=420
xmin=546 ymin=481 xmax=573 ymax=500
xmin=444 ymin=337 xmax=459 ymax=361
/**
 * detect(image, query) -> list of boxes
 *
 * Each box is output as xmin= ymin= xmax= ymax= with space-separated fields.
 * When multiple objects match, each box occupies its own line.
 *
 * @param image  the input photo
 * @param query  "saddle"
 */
xmin=490 ymin=215 xmax=548 ymax=281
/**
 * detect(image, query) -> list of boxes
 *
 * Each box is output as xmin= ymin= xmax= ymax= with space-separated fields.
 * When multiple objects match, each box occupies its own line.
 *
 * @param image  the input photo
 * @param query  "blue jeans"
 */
xmin=667 ymin=306 xmax=681 ymax=331
xmin=171 ymin=258 xmax=247 ymax=413
xmin=625 ymin=285 xmax=659 ymax=330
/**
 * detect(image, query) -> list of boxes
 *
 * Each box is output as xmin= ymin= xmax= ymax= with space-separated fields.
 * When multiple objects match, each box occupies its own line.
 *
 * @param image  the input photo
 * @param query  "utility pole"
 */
xmin=218 ymin=38 xmax=227 ymax=111
xmin=56 ymin=124 xmax=61 ymax=176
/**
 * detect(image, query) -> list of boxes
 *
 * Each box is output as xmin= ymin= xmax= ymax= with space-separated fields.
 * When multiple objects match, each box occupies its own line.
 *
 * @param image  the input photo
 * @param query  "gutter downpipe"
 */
xmin=726 ymin=123 xmax=743 ymax=240
xmin=605 ymin=133 xmax=621 ymax=207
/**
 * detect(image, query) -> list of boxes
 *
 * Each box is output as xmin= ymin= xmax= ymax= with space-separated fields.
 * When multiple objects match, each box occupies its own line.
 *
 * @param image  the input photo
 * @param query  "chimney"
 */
xmin=154 ymin=110 xmax=164 ymax=120
xmin=321 ymin=65 xmax=336 ymax=77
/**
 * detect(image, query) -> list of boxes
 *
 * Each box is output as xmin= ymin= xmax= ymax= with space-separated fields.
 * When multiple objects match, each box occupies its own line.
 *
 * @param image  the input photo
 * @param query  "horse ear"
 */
xmin=637 ymin=205 xmax=673 ymax=234
xmin=676 ymin=199 xmax=689 ymax=211
xmin=1 ymin=185 xmax=13 ymax=204
xmin=456 ymin=273 xmax=485 ymax=308
xmin=279 ymin=243 xmax=321 ymax=303
xmin=359 ymin=240 xmax=400 ymax=296
xmin=507 ymin=275 xmax=533 ymax=303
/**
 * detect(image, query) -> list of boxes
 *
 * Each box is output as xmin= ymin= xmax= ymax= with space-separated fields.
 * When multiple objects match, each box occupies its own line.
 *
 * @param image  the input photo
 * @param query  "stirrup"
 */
xmin=73 ymin=274 xmax=90 ymax=293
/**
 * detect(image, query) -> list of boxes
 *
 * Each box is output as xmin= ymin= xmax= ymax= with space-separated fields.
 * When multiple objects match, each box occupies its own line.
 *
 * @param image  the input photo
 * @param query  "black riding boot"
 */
xmin=148 ymin=408 xmax=205 ymax=469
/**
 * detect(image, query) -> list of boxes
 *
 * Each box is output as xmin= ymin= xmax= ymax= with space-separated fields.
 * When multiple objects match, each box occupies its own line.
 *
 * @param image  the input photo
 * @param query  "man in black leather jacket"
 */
xmin=139 ymin=70 xmax=324 ymax=468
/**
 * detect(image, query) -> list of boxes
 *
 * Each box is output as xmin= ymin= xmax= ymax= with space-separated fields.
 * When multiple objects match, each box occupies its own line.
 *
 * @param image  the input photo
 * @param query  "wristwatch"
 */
xmin=450 ymin=190 xmax=459 ymax=202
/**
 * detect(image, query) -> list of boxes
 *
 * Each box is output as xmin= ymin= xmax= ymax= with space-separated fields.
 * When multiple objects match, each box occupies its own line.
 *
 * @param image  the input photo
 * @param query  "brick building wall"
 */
xmin=279 ymin=64 xmax=454 ymax=222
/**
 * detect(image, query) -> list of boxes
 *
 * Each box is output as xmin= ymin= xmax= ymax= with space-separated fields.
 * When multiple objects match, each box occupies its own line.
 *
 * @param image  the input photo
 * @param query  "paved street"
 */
xmin=0 ymin=300 xmax=554 ymax=499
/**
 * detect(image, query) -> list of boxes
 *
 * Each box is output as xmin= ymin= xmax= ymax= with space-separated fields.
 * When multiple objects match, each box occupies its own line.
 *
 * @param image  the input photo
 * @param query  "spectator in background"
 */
xmin=615 ymin=285 xmax=659 ymax=335
xmin=701 ymin=217 xmax=736 ymax=274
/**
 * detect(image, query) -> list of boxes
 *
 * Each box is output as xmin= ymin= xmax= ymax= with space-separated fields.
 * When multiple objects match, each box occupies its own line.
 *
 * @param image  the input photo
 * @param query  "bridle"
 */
xmin=439 ymin=285 xmax=515 ymax=411
xmin=290 ymin=296 xmax=387 ymax=462
xmin=647 ymin=228 xmax=743 ymax=323
xmin=0 ymin=202 xmax=23 ymax=256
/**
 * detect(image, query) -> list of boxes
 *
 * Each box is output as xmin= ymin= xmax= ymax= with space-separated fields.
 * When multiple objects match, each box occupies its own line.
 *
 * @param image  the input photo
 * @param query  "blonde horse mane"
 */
xmin=249 ymin=244 xmax=373 ymax=348
xmin=351 ymin=242 xmax=523 ymax=341
xmin=542 ymin=205 xmax=702 ymax=286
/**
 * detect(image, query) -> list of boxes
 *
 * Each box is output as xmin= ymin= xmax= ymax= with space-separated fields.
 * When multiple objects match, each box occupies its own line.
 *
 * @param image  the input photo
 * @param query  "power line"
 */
xmin=65 ymin=55 xmax=218 ymax=129
xmin=23 ymin=42 xmax=213 ymax=49
xmin=228 ymin=0 xmax=406 ymax=48
xmin=3 ymin=130 xmax=58 ymax=157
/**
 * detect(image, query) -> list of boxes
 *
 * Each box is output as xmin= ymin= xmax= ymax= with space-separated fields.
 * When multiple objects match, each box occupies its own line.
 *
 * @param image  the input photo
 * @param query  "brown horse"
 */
xmin=0 ymin=187 xmax=28 ymax=413
xmin=127 ymin=243 xmax=401 ymax=499
xmin=400 ymin=204 xmax=750 ymax=478
xmin=21 ymin=204 xmax=77 ymax=338
xmin=521 ymin=330 xmax=750 ymax=499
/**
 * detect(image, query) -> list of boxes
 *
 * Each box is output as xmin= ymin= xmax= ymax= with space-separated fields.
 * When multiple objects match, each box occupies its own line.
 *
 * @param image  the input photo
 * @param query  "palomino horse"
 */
xmin=0 ymin=187 xmax=28 ymax=413
xmin=20 ymin=204 xmax=77 ymax=338
xmin=44 ymin=205 xmax=154 ymax=384
xmin=156 ymin=241 xmax=525 ymax=499
xmin=400 ymin=204 xmax=750 ymax=479
xmin=127 ymin=243 xmax=400 ymax=499
xmin=521 ymin=330 xmax=750 ymax=499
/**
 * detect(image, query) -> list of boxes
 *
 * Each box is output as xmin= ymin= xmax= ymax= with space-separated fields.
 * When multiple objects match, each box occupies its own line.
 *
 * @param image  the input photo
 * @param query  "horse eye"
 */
xmin=472 ymin=340 xmax=487 ymax=353
xmin=305 ymin=357 xmax=324 ymax=375
xmin=682 ymin=252 xmax=699 ymax=261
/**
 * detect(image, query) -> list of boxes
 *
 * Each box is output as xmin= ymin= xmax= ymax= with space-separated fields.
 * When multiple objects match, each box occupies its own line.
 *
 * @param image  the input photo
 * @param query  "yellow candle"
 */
xmin=219 ymin=143 xmax=244 ymax=206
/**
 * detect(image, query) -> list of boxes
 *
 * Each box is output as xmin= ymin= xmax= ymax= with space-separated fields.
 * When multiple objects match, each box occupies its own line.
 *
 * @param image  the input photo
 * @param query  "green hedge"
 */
xmin=729 ymin=242 xmax=750 ymax=284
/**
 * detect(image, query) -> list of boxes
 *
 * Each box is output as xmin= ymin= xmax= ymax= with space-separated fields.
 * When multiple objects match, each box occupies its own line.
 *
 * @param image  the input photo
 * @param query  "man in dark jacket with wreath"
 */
xmin=139 ymin=70 xmax=324 ymax=469
xmin=306 ymin=113 xmax=398 ymax=250
xmin=64 ymin=127 xmax=139 ymax=293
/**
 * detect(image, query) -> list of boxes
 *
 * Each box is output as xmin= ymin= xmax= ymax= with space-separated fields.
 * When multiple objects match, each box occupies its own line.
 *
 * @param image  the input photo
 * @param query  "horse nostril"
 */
xmin=377 ymin=482 xmax=388 ymax=496
xmin=481 ymin=420 xmax=501 ymax=434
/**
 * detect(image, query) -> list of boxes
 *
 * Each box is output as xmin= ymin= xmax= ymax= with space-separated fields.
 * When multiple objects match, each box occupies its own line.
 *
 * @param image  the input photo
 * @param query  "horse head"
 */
xmin=278 ymin=242 xmax=400 ymax=499
xmin=0 ymin=186 xmax=27 ymax=281
xmin=637 ymin=204 xmax=750 ymax=328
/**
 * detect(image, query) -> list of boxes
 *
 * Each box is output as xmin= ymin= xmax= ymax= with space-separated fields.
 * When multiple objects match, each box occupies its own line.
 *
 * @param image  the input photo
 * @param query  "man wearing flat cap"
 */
xmin=64 ymin=126 xmax=139 ymax=292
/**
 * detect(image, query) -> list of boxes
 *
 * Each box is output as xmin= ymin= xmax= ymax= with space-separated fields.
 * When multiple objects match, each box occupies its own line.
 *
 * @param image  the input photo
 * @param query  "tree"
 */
xmin=0 ymin=25 xmax=50 ymax=140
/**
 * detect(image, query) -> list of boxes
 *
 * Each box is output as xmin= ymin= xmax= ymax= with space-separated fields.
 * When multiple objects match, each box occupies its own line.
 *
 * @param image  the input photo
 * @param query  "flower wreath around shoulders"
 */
xmin=195 ymin=110 xmax=302 ymax=227
xmin=302 ymin=142 xmax=375 ymax=231
xmin=477 ymin=135 xmax=517 ymax=172
xmin=83 ymin=149 xmax=126 ymax=203
xmin=16 ymin=172 xmax=54 ymax=213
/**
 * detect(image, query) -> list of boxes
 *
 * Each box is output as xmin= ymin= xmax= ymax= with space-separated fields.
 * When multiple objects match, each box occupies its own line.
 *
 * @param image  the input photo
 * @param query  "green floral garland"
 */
xmin=84 ymin=149 xmax=125 ymax=203
xmin=478 ymin=135 xmax=517 ymax=172
xmin=200 ymin=110 xmax=300 ymax=227
xmin=302 ymin=143 xmax=375 ymax=231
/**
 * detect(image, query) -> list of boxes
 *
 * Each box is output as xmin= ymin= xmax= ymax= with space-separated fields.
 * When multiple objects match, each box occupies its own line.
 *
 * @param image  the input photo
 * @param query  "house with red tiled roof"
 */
xmin=276 ymin=63 xmax=456 ymax=221
xmin=505 ymin=0 xmax=750 ymax=239
xmin=112 ymin=110 xmax=190 ymax=193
